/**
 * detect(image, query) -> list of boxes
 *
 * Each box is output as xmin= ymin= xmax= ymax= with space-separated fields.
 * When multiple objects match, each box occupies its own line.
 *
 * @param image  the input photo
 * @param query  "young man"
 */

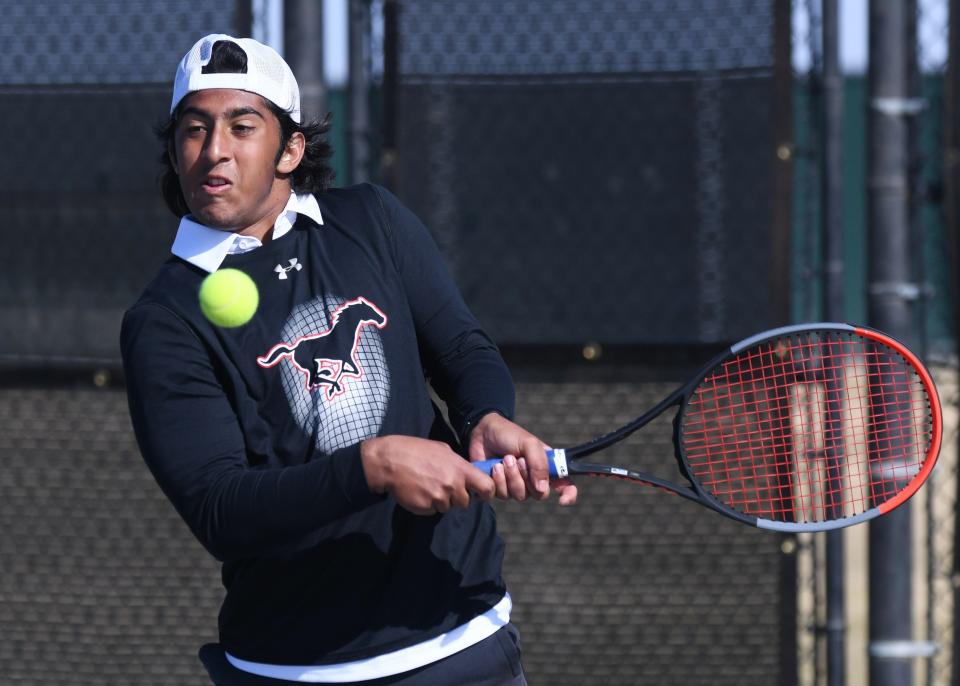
xmin=121 ymin=34 xmax=575 ymax=685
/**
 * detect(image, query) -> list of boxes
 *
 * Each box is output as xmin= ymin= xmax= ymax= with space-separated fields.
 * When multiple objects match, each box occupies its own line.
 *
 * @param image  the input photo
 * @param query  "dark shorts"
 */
xmin=199 ymin=624 xmax=527 ymax=686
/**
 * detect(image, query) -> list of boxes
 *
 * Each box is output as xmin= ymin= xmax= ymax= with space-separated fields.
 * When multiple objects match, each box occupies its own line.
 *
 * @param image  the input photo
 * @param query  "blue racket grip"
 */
xmin=473 ymin=449 xmax=569 ymax=478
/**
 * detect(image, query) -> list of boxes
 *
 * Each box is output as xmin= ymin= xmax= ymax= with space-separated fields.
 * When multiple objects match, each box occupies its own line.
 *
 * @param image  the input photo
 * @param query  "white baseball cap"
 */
xmin=170 ymin=34 xmax=301 ymax=123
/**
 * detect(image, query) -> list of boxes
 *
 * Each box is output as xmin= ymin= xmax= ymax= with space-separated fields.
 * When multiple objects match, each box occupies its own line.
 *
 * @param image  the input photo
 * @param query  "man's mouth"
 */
xmin=201 ymin=176 xmax=232 ymax=194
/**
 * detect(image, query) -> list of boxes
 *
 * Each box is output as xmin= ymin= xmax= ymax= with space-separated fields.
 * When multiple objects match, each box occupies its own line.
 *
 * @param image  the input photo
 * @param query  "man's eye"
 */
xmin=184 ymin=125 xmax=206 ymax=135
xmin=234 ymin=124 xmax=254 ymax=134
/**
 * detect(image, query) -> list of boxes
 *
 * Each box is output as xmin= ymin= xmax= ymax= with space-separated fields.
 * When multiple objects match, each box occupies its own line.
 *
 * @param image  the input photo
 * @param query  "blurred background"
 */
xmin=0 ymin=0 xmax=957 ymax=684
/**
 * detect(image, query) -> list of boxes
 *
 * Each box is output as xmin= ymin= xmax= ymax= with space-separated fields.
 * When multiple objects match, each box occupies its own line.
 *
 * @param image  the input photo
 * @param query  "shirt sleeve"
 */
xmin=120 ymin=303 xmax=382 ymax=562
xmin=371 ymin=184 xmax=516 ymax=444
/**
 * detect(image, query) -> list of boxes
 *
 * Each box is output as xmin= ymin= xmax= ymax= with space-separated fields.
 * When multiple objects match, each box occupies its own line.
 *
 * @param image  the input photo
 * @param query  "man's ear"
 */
xmin=277 ymin=132 xmax=306 ymax=174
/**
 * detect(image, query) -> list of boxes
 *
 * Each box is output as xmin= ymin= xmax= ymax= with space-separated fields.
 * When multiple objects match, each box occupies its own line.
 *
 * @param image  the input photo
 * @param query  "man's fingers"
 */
xmin=451 ymin=484 xmax=472 ymax=510
xmin=464 ymin=461 xmax=496 ymax=501
xmin=520 ymin=437 xmax=550 ymax=499
xmin=556 ymin=481 xmax=578 ymax=506
xmin=517 ymin=457 xmax=528 ymax=480
xmin=468 ymin=441 xmax=488 ymax=463
xmin=501 ymin=454 xmax=527 ymax=501
xmin=491 ymin=463 xmax=509 ymax=499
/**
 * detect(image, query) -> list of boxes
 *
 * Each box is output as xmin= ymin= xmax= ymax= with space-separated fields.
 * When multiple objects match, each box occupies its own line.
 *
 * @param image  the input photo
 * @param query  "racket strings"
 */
xmin=680 ymin=332 xmax=935 ymax=524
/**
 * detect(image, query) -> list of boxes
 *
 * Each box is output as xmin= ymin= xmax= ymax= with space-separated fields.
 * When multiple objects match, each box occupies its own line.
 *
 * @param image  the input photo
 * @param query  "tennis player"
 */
xmin=121 ymin=34 xmax=576 ymax=685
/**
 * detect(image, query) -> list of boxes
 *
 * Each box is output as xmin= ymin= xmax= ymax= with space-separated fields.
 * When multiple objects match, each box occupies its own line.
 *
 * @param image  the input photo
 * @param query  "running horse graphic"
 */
xmin=257 ymin=297 xmax=389 ymax=399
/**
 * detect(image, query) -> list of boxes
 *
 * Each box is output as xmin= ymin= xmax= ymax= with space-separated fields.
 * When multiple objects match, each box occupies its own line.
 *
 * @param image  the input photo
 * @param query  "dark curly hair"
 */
xmin=156 ymin=39 xmax=335 ymax=218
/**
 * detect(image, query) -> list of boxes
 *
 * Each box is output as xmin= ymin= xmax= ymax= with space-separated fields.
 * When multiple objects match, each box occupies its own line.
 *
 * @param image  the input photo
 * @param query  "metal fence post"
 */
xmin=867 ymin=1 xmax=922 ymax=683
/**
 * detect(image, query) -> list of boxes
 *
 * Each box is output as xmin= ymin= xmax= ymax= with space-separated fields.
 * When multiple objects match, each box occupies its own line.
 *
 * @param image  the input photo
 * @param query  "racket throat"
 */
xmin=567 ymin=389 xmax=686 ymax=460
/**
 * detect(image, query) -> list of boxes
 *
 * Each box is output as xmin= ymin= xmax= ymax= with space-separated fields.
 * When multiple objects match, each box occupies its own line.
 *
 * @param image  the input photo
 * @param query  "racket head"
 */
xmin=674 ymin=323 xmax=941 ymax=532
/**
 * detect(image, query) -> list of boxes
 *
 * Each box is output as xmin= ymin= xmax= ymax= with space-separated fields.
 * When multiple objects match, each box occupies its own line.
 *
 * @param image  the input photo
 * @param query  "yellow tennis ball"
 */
xmin=199 ymin=268 xmax=259 ymax=328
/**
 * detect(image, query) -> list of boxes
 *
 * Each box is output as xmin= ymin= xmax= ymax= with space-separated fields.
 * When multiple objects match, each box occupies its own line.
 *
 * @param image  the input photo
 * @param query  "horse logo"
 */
xmin=257 ymin=297 xmax=389 ymax=400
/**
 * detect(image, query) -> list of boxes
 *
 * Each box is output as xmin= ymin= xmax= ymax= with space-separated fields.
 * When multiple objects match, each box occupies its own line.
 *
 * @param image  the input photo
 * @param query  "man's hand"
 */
xmin=361 ymin=435 xmax=496 ymax=515
xmin=467 ymin=413 xmax=578 ymax=506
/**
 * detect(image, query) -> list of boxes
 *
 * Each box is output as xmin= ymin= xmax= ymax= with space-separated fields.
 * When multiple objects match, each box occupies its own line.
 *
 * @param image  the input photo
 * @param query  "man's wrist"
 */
xmin=460 ymin=409 xmax=506 ymax=446
xmin=360 ymin=437 xmax=391 ymax=494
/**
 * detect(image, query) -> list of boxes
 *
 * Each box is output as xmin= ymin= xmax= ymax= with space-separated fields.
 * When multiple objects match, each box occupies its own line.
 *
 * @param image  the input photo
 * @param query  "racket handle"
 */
xmin=473 ymin=449 xmax=569 ymax=478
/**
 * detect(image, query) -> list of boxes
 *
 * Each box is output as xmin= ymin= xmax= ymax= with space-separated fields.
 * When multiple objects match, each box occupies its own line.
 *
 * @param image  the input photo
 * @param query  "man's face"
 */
xmin=171 ymin=88 xmax=284 ymax=230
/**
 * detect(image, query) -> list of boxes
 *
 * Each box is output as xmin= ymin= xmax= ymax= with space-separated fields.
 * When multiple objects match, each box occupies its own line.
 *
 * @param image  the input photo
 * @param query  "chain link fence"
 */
xmin=0 ymin=373 xmax=790 ymax=686
xmin=0 ymin=2 xmax=794 ymax=683
xmin=388 ymin=0 xmax=794 ymax=681
xmin=0 ymin=0 xmax=240 ymax=366
xmin=391 ymin=0 xmax=789 ymax=346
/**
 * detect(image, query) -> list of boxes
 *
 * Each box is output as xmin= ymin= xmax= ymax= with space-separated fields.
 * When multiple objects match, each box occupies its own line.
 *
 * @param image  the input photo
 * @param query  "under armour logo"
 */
xmin=275 ymin=258 xmax=303 ymax=280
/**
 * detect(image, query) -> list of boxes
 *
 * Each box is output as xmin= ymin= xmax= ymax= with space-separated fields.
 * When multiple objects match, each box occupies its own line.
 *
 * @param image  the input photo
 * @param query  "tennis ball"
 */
xmin=199 ymin=268 xmax=259 ymax=328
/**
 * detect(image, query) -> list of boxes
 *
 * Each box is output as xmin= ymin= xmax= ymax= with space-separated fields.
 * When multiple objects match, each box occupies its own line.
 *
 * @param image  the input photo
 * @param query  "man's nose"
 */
xmin=203 ymin=124 xmax=230 ymax=163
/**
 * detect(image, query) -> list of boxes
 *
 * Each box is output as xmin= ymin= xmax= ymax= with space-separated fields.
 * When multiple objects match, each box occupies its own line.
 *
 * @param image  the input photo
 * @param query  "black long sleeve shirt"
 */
xmin=121 ymin=184 xmax=514 ymax=665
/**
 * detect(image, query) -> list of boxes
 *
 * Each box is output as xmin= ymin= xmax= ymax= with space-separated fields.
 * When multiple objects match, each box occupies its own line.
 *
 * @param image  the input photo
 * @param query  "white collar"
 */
xmin=170 ymin=192 xmax=324 ymax=273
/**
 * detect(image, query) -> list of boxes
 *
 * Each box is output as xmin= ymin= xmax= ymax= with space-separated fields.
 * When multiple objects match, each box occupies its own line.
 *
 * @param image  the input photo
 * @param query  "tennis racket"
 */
xmin=474 ymin=323 xmax=942 ymax=532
